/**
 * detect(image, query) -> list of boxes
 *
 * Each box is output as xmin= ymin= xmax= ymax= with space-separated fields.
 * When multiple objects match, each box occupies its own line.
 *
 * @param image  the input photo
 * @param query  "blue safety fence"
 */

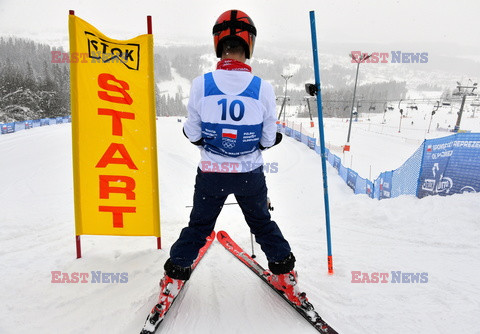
xmin=1 ymin=116 xmax=71 ymax=135
xmin=277 ymin=122 xmax=480 ymax=199
xmin=417 ymin=133 xmax=480 ymax=198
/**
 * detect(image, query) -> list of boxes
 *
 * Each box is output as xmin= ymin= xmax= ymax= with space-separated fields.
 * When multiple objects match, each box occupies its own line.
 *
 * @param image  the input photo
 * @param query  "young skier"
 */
xmin=143 ymin=9 xmax=303 ymax=331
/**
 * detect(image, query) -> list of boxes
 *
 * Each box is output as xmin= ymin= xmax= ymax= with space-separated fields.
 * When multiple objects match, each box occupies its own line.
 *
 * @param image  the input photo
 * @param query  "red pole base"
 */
xmin=327 ymin=255 xmax=334 ymax=275
xmin=76 ymin=235 xmax=82 ymax=259
xmin=310 ymin=121 xmax=314 ymax=127
xmin=343 ymin=144 xmax=350 ymax=152
xmin=157 ymin=237 xmax=161 ymax=250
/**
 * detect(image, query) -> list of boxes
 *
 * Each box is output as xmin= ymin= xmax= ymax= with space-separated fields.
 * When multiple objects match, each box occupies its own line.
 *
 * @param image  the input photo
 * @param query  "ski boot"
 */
xmin=141 ymin=259 xmax=192 ymax=333
xmin=267 ymin=269 xmax=303 ymax=306
xmin=266 ymin=253 xmax=304 ymax=306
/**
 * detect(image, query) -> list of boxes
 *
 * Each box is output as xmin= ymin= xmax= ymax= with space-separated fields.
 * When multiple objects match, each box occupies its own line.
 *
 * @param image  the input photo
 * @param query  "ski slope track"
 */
xmin=0 ymin=118 xmax=478 ymax=334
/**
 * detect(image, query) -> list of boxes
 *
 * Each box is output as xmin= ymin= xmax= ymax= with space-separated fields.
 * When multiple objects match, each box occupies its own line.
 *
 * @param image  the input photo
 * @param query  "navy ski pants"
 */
xmin=170 ymin=167 xmax=291 ymax=267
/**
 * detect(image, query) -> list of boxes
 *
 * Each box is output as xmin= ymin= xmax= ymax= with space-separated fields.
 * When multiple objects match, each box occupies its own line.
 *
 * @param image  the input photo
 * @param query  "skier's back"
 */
xmin=142 ymin=9 xmax=303 ymax=333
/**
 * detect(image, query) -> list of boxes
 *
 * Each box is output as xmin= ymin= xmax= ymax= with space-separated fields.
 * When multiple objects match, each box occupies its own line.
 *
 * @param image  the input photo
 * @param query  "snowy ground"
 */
xmin=0 ymin=117 xmax=479 ymax=333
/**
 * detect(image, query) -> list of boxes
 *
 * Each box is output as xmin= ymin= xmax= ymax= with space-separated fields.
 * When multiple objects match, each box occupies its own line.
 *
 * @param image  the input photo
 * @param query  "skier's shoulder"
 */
xmin=258 ymin=77 xmax=273 ymax=91
xmin=192 ymin=73 xmax=204 ymax=87
xmin=189 ymin=74 xmax=205 ymax=98
xmin=256 ymin=77 xmax=275 ymax=100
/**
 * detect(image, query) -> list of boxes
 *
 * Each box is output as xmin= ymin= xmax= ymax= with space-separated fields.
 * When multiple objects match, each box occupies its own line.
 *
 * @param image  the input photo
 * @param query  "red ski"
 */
xmin=141 ymin=231 xmax=216 ymax=334
xmin=217 ymin=230 xmax=338 ymax=333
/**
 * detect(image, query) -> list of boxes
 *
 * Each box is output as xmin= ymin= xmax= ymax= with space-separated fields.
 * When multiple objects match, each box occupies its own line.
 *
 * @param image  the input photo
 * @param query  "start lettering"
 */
xmin=96 ymin=73 xmax=137 ymax=228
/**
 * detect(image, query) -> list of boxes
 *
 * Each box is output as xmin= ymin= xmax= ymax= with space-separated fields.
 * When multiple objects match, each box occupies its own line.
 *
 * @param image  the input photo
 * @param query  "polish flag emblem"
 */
xmin=222 ymin=128 xmax=237 ymax=139
xmin=427 ymin=145 xmax=432 ymax=152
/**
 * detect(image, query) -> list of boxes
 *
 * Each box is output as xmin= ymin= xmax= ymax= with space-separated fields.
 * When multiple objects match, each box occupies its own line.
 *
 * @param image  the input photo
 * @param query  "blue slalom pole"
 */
xmin=309 ymin=11 xmax=334 ymax=275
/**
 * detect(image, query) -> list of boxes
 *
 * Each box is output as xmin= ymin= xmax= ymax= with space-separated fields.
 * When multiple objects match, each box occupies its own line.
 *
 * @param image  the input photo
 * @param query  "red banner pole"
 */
xmin=147 ymin=14 xmax=160 ymax=250
xmin=76 ymin=235 xmax=82 ymax=258
xmin=147 ymin=15 xmax=152 ymax=34
xmin=71 ymin=8 xmax=79 ymax=259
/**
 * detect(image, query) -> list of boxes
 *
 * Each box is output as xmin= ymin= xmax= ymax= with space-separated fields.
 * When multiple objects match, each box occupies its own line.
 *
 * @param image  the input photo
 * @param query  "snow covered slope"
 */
xmin=0 ymin=119 xmax=478 ymax=333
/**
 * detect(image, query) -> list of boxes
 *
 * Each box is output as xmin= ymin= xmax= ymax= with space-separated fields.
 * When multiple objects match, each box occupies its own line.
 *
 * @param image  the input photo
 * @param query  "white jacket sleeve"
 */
xmin=259 ymin=80 xmax=278 ymax=148
xmin=183 ymin=76 xmax=203 ymax=142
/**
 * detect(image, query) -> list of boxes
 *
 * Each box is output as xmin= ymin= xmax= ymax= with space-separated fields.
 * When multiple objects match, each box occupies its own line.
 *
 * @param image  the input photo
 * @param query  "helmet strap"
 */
xmin=230 ymin=10 xmax=237 ymax=35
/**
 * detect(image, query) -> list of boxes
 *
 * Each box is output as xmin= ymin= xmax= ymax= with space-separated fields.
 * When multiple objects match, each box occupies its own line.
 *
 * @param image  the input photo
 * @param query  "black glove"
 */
xmin=259 ymin=132 xmax=283 ymax=150
xmin=274 ymin=132 xmax=283 ymax=145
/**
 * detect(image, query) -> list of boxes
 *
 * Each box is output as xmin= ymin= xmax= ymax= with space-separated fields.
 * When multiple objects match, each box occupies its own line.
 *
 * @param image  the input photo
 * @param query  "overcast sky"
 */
xmin=1 ymin=0 xmax=479 ymax=57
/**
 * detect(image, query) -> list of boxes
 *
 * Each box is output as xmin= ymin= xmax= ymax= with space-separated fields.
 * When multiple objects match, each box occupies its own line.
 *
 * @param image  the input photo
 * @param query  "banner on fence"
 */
xmin=278 ymin=122 xmax=479 ymax=200
xmin=1 ymin=123 xmax=14 ymax=134
xmin=294 ymin=130 xmax=301 ymax=141
xmin=379 ymin=171 xmax=392 ymax=199
xmin=346 ymin=169 xmax=357 ymax=191
xmin=14 ymin=122 xmax=26 ymax=132
xmin=366 ymin=179 xmax=374 ymax=198
xmin=418 ymin=133 xmax=480 ymax=198
xmin=69 ymin=14 xmax=160 ymax=241
xmin=333 ymin=155 xmax=341 ymax=171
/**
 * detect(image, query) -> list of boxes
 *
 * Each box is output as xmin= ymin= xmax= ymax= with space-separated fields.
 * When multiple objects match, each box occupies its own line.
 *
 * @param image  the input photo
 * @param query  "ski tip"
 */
xmin=216 ymin=230 xmax=229 ymax=241
xmin=209 ymin=230 xmax=216 ymax=239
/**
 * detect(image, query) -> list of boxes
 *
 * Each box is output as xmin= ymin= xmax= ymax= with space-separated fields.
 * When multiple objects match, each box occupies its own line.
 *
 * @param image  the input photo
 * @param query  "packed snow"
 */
xmin=0 ymin=115 xmax=479 ymax=333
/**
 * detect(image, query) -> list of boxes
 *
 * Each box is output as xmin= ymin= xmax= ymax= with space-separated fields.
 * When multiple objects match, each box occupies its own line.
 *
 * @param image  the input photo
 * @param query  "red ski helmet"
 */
xmin=213 ymin=9 xmax=256 ymax=59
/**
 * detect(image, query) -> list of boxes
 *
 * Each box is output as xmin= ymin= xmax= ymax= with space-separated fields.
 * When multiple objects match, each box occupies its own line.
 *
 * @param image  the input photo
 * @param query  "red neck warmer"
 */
xmin=216 ymin=58 xmax=252 ymax=72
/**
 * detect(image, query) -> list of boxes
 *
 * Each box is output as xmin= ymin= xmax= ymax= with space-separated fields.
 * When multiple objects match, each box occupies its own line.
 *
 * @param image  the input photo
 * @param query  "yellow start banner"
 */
xmin=69 ymin=14 xmax=160 ymax=239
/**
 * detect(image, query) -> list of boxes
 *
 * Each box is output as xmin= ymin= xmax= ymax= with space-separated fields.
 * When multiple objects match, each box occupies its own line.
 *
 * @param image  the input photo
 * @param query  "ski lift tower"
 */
xmin=344 ymin=53 xmax=371 ymax=152
xmin=355 ymin=99 xmax=362 ymax=122
xmin=279 ymin=74 xmax=293 ymax=127
xmin=453 ymin=81 xmax=477 ymax=132
xmin=383 ymin=102 xmax=394 ymax=124
xmin=304 ymin=96 xmax=316 ymax=127
xmin=427 ymin=101 xmax=441 ymax=133
xmin=398 ymin=99 xmax=404 ymax=133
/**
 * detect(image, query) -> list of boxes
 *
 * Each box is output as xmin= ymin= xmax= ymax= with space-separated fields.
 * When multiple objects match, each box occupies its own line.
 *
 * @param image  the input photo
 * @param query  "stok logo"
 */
xmin=85 ymin=31 xmax=140 ymax=70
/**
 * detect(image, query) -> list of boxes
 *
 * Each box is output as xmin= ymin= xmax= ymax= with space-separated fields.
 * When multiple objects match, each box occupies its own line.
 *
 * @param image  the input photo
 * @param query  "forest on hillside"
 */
xmin=1 ymin=38 xmax=411 ymax=121
xmin=0 ymin=38 xmax=187 ymax=122
xmin=0 ymin=38 xmax=69 ymax=122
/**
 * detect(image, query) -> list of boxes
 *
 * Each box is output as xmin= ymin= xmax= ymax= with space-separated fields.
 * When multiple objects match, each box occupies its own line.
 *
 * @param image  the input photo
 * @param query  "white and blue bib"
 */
xmin=201 ymin=72 xmax=263 ymax=157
